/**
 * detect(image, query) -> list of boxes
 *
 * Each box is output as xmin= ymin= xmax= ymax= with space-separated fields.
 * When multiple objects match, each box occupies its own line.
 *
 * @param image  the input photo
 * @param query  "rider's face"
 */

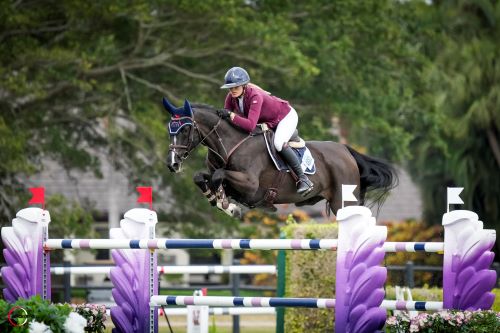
xmin=229 ymin=85 xmax=244 ymax=98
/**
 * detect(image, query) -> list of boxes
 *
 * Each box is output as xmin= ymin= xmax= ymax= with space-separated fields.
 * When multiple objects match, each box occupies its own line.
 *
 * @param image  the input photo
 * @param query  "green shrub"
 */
xmin=281 ymin=221 xmax=337 ymax=333
xmin=0 ymin=296 xmax=71 ymax=332
xmin=0 ymin=296 xmax=107 ymax=332
xmin=492 ymin=288 xmax=500 ymax=312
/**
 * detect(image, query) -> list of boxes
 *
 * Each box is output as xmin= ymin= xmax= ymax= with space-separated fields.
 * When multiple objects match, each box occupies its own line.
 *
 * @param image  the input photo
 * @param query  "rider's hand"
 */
xmin=217 ymin=109 xmax=232 ymax=119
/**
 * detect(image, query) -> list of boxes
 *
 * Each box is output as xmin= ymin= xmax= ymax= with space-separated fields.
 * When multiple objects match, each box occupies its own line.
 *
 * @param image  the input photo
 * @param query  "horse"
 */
xmin=164 ymin=98 xmax=397 ymax=218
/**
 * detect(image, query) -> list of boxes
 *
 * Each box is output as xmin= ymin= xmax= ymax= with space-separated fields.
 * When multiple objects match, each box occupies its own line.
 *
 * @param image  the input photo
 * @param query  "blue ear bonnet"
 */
xmin=163 ymin=97 xmax=194 ymax=135
xmin=168 ymin=117 xmax=192 ymax=135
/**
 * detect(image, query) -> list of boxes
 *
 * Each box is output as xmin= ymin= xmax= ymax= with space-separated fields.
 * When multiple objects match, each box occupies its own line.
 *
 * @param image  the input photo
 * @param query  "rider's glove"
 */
xmin=217 ymin=109 xmax=232 ymax=119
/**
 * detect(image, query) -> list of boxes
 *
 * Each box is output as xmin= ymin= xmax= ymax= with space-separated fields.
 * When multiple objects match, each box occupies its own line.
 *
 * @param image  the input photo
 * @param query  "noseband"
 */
xmin=169 ymin=116 xmax=254 ymax=167
xmin=169 ymin=117 xmax=227 ymax=164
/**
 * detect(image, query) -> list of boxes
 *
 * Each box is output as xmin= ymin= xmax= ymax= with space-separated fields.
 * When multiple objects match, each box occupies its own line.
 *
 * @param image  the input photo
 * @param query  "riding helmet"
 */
xmin=220 ymin=67 xmax=250 ymax=89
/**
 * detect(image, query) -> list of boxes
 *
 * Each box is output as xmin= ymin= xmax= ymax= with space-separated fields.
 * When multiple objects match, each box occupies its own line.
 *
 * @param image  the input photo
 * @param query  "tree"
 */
xmin=0 ymin=0 xmax=319 ymax=230
xmin=406 ymin=0 xmax=500 ymax=254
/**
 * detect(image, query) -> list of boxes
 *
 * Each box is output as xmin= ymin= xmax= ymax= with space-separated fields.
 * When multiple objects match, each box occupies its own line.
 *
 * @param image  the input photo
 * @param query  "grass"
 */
xmin=104 ymin=314 xmax=276 ymax=333
xmin=105 ymin=327 xmax=276 ymax=333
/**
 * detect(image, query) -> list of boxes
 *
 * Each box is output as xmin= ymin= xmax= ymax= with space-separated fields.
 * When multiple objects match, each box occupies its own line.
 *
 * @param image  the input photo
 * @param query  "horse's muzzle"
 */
xmin=168 ymin=162 xmax=182 ymax=173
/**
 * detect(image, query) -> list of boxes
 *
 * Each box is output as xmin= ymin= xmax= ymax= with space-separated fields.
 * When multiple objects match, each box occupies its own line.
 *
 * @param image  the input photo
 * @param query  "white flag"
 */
xmin=447 ymin=187 xmax=464 ymax=205
xmin=342 ymin=184 xmax=358 ymax=202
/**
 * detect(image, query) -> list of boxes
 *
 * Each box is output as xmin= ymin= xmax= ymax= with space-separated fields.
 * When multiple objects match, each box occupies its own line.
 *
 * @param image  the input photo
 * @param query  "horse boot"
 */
xmin=279 ymin=145 xmax=314 ymax=196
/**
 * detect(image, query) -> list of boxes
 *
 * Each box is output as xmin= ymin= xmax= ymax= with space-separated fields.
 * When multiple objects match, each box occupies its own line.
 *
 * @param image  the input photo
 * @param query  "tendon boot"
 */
xmin=279 ymin=145 xmax=314 ymax=196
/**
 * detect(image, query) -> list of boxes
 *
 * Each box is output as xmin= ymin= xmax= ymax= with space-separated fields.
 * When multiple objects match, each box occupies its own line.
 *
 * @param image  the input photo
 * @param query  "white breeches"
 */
xmin=274 ymin=107 xmax=298 ymax=152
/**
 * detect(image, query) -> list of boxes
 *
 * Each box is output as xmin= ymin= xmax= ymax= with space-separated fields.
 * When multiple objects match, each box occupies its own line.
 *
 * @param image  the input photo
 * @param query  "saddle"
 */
xmin=252 ymin=124 xmax=305 ymax=148
xmin=258 ymin=125 xmax=315 ymax=175
xmin=255 ymin=124 xmax=315 ymax=207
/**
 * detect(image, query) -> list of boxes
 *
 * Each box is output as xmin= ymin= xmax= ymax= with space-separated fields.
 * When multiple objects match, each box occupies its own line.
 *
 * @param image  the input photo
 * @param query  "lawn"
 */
xmin=105 ymin=314 xmax=276 ymax=333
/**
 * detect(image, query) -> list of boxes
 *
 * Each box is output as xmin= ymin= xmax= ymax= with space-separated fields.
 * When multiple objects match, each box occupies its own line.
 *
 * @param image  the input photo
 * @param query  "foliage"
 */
xmin=0 ymin=0 xmax=318 ymax=230
xmin=282 ymin=1 xmax=422 ymax=160
xmin=404 ymin=0 xmax=500 ymax=255
xmin=386 ymin=310 xmax=500 ymax=333
xmin=0 ymin=295 xmax=72 ymax=333
xmin=384 ymin=220 xmax=443 ymax=286
xmin=281 ymin=221 xmax=337 ymax=333
xmin=43 ymin=195 xmax=96 ymax=238
xmin=493 ymin=288 xmax=500 ymax=312
xmin=228 ymin=209 xmax=310 ymax=287
xmin=0 ymin=0 xmax=422 ymax=231
xmin=0 ymin=297 xmax=108 ymax=333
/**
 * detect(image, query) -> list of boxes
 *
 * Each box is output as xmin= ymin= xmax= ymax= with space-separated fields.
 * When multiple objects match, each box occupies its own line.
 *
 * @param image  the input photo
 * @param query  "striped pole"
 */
xmin=106 ymin=307 xmax=276 ymax=316
xmin=150 ymin=295 xmax=444 ymax=312
xmin=45 ymin=238 xmax=445 ymax=253
xmin=151 ymin=296 xmax=336 ymax=309
xmin=383 ymin=242 xmax=444 ymax=253
xmin=44 ymin=239 xmax=339 ymax=250
xmin=206 ymin=307 xmax=275 ymax=315
xmin=381 ymin=300 xmax=444 ymax=311
xmin=49 ymin=265 xmax=276 ymax=275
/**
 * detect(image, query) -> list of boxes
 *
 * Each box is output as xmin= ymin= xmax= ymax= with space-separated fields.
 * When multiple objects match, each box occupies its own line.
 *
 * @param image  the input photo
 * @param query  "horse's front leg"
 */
xmin=193 ymin=171 xmax=217 ymax=206
xmin=211 ymin=169 xmax=259 ymax=218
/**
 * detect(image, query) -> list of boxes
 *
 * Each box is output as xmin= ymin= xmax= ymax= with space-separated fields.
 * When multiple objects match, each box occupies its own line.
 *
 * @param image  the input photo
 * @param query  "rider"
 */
xmin=217 ymin=66 xmax=313 ymax=196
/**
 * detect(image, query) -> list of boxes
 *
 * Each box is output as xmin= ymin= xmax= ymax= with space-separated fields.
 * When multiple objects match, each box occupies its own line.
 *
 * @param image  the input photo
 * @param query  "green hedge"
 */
xmin=493 ymin=288 xmax=500 ymax=312
xmin=281 ymin=222 xmax=338 ymax=333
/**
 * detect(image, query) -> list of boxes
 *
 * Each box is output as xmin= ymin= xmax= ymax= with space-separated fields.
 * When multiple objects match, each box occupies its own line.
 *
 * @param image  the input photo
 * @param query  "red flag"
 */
xmin=29 ymin=187 xmax=45 ymax=208
xmin=136 ymin=186 xmax=153 ymax=209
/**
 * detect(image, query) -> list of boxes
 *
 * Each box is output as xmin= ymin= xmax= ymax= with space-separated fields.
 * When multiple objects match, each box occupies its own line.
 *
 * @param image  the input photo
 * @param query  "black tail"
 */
xmin=345 ymin=145 xmax=398 ymax=206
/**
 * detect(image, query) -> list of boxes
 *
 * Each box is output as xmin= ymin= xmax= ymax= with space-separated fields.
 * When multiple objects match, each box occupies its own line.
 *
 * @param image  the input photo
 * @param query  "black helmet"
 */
xmin=220 ymin=67 xmax=250 ymax=89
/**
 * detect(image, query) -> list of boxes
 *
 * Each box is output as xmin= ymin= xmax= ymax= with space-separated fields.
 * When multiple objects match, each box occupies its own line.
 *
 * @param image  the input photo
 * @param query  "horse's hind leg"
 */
xmin=328 ymin=190 xmax=343 ymax=216
xmin=327 ymin=184 xmax=361 ymax=216
xmin=193 ymin=171 xmax=217 ymax=206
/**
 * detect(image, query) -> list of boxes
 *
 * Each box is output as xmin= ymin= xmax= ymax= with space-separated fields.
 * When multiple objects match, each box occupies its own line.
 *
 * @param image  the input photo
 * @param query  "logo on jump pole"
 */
xmin=7 ymin=306 xmax=28 ymax=327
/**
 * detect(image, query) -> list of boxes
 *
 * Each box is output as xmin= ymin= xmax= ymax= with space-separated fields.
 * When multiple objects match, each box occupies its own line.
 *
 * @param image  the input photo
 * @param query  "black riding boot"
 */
xmin=280 ymin=146 xmax=314 ymax=196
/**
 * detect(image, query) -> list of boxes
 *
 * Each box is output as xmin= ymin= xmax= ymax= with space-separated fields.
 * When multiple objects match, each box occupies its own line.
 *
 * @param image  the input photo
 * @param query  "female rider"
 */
xmin=217 ymin=66 xmax=313 ymax=196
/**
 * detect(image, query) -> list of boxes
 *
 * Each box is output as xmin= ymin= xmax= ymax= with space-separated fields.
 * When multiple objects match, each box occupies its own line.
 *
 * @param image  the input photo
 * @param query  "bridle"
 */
xmin=169 ymin=116 xmax=252 ymax=167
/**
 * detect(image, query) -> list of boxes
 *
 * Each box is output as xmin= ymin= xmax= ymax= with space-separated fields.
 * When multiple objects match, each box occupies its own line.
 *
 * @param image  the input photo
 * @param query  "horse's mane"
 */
xmin=191 ymin=103 xmax=217 ymax=111
xmin=191 ymin=102 xmax=249 ymax=137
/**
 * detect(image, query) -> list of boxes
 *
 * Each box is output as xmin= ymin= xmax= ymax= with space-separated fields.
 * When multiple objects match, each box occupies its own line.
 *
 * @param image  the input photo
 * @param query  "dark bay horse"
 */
xmin=164 ymin=98 xmax=397 ymax=217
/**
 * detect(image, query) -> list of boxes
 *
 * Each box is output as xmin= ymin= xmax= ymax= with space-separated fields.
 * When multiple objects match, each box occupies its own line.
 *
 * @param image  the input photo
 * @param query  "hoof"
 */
xmin=217 ymin=202 xmax=242 ymax=218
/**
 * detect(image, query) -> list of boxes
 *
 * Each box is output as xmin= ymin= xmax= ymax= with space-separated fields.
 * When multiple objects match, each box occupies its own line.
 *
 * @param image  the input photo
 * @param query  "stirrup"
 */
xmin=297 ymin=178 xmax=314 ymax=196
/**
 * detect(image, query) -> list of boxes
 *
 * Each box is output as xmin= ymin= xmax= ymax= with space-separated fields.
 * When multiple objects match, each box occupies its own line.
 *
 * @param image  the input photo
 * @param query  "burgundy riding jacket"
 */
xmin=224 ymin=85 xmax=291 ymax=132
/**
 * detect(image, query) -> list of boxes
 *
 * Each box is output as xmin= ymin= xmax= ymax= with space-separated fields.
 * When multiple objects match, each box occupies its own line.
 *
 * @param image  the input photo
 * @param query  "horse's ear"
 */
xmin=184 ymin=99 xmax=194 ymax=117
xmin=162 ymin=97 xmax=177 ymax=115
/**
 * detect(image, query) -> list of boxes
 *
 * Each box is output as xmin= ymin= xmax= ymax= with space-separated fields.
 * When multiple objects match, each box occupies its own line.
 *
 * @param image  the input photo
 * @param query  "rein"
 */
xmin=169 ymin=116 xmax=253 ymax=167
